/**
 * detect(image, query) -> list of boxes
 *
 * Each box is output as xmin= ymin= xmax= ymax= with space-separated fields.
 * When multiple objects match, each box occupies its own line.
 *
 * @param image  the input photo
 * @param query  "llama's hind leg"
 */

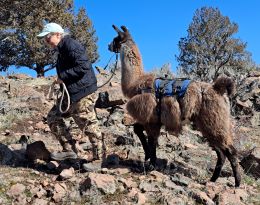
xmin=210 ymin=147 xmax=226 ymax=183
xmin=133 ymin=123 xmax=150 ymax=160
xmin=225 ymin=146 xmax=241 ymax=187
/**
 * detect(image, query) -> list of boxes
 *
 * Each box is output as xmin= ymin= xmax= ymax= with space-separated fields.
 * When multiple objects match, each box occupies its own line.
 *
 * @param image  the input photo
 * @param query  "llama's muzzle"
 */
xmin=108 ymin=41 xmax=120 ymax=53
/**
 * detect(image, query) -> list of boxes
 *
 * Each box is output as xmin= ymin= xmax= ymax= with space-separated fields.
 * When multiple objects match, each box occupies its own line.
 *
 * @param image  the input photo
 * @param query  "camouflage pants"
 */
xmin=47 ymin=92 xmax=103 ymax=159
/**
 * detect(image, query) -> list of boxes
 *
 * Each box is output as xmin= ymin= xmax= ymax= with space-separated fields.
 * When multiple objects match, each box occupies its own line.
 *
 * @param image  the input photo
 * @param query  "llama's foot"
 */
xmin=148 ymin=157 xmax=157 ymax=170
xmin=145 ymin=155 xmax=150 ymax=161
xmin=210 ymin=177 xmax=217 ymax=183
xmin=146 ymin=162 xmax=156 ymax=171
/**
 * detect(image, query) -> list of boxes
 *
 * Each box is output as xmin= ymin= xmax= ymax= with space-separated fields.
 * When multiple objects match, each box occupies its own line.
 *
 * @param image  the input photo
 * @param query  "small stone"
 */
xmin=42 ymin=180 xmax=49 ymax=187
xmin=189 ymin=189 xmax=214 ymax=205
xmin=36 ymin=188 xmax=47 ymax=198
xmin=59 ymin=167 xmax=75 ymax=180
xmin=170 ymin=173 xmax=191 ymax=186
xmin=118 ymin=177 xmax=138 ymax=189
xmin=88 ymin=173 xmax=116 ymax=194
xmin=7 ymin=183 xmax=26 ymax=197
xmin=164 ymin=180 xmax=185 ymax=193
xmin=35 ymin=121 xmax=46 ymax=130
xmin=32 ymin=170 xmax=40 ymax=175
xmin=54 ymin=183 xmax=65 ymax=193
xmin=82 ymin=160 xmax=102 ymax=172
xmin=28 ymin=126 xmax=34 ymax=131
xmin=150 ymin=170 xmax=168 ymax=182
xmin=139 ymin=181 xmax=159 ymax=192
xmin=114 ymin=168 xmax=130 ymax=175
xmin=33 ymin=198 xmax=48 ymax=205
xmin=27 ymin=179 xmax=35 ymax=184
xmin=137 ymin=192 xmax=147 ymax=205
xmin=52 ymin=192 xmax=64 ymax=203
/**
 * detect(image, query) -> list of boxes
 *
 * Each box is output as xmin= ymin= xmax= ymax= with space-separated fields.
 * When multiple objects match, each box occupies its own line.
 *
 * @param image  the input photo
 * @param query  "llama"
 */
xmin=108 ymin=25 xmax=241 ymax=187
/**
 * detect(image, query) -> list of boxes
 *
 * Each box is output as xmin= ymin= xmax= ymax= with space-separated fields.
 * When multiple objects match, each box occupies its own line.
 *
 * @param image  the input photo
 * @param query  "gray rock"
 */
xmin=7 ymin=183 xmax=26 ymax=197
xmin=139 ymin=181 xmax=160 ymax=192
xmin=170 ymin=173 xmax=192 ymax=187
xmin=164 ymin=179 xmax=185 ymax=193
xmin=88 ymin=173 xmax=117 ymax=194
xmin=82 ymin=160 xmax=102 ymax=172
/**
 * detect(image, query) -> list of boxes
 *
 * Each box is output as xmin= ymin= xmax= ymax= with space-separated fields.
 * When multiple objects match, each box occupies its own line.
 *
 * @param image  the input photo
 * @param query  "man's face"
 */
xmin=45 ymin=33 xmax=62 ymax=48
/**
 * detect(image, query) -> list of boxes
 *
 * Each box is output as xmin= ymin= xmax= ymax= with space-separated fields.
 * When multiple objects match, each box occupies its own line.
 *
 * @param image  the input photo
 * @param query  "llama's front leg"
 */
xmin=225 ymin=146 xmax=241 ymax=187
xmin=210 ymin=148 xmax=226 ymax=183
xmin=148 ymin=135 xmax=157 ymax=167
xmin=133 ymin=123 xmax=150 ymax=160
xmin=145 ymin=124 xmax=161 ymax=168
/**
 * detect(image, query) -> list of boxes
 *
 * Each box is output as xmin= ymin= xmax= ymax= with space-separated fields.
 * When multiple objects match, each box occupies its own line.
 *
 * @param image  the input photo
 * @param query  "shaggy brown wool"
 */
xmin=109 ymin=25 xmax=241 ymax=187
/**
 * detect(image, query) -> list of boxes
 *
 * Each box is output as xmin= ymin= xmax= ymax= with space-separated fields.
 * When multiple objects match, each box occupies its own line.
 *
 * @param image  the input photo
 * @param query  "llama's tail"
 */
xmin=213 ymin=76 xmax=236 ymax=96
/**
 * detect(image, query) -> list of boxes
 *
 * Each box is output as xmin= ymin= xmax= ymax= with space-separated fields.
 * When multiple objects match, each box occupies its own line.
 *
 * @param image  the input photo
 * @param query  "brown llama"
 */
xmin=108 ymin=25 xmax=241 ymax=187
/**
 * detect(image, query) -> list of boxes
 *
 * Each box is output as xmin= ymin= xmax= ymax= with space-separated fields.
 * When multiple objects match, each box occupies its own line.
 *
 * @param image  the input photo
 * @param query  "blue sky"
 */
xmin=2 ymin=0 xmax=260 ymax=77
xmin=80 ymin=0 xmax=260 ymax=73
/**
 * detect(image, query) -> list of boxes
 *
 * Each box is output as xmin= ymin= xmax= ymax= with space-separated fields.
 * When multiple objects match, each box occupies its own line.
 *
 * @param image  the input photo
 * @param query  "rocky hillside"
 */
xmin=0 ymin=70 xmax=259 ymax=205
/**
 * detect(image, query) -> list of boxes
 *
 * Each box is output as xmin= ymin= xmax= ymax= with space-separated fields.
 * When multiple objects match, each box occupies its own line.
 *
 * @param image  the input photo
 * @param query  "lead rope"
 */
xmin=97 ymin=53 xmax=118 ymax=89
xmin=94 ymin=53 xmax=119 ymax=121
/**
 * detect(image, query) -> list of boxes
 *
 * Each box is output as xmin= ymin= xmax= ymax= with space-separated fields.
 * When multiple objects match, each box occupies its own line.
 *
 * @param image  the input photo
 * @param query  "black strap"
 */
xmin=156 ymin=92 xmax=162 ymax=124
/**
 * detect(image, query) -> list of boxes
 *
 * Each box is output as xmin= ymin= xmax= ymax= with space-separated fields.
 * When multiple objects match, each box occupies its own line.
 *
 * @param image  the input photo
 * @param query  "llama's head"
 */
xmin=108 ymin=25 xmax=132 ymax=53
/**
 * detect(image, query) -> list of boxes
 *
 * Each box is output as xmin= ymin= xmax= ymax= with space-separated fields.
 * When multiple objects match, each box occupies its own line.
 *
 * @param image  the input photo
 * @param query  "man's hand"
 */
xmin=54 ymin=78 xmax=63 ymax=84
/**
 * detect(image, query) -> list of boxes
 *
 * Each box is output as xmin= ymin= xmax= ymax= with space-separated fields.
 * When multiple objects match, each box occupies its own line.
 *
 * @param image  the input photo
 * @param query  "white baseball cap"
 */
xmin=37 ymin=23 xmax=64 ymax=38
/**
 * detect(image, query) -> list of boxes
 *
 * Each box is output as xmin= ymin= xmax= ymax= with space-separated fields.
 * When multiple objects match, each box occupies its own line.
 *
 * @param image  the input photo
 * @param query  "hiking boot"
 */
xmin=50 ymin=151 xmax=77 ymax=161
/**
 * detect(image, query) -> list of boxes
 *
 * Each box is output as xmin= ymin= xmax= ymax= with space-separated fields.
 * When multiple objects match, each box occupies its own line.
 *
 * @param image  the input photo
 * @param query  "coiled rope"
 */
xmin=58 ymin=83 xmax=71 ymax=113
xmin=47 ymin=82 xmax=70 ymax=114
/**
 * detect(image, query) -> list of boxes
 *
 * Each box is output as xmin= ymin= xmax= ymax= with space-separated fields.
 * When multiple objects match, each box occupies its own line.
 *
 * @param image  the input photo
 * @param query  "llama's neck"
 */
xmin=120 ymin=42 xmax=144 ymax=97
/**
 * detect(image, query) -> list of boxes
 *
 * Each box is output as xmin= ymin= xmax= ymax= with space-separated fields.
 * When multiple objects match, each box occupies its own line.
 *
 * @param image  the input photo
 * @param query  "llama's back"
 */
xmin=179 ymin=81 xmax=207 ymax=122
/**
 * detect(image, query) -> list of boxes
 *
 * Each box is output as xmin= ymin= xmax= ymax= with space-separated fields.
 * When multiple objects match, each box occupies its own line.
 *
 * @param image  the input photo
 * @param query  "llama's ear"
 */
xmin=112 ymin=25 xmax=121 ymax=33
xmin=121 ymin=26 xmax=129 ymax=33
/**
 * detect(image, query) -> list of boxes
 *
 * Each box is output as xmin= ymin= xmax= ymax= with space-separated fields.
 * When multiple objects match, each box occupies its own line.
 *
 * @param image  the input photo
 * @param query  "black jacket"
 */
xmin=56 ymin=35 xmax=97 ymax=102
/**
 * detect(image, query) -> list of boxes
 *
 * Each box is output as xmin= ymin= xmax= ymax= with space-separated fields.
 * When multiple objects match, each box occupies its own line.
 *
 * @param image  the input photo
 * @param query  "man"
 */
xmin=37 ymin=22 xmax=102 ymax=161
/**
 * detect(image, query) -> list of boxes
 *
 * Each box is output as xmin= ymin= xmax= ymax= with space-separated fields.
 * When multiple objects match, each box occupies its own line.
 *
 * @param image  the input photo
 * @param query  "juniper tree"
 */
xmin=0 ymin=0 xmax=98 ymax=77
xmin=152 ymin=63 xmax=175 ymax=79
xmin=177 ymin=7 xmax=254 ymax=82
